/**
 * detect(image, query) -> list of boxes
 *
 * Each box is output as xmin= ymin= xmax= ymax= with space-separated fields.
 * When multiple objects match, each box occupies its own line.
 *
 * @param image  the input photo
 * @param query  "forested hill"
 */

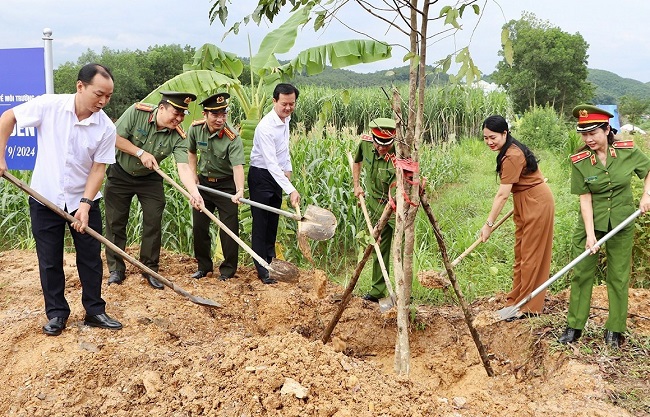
xmin=291 ymin=64 xmax=650 ymax=104
xmin=588 ymin=68 xmax=650 ymax=104
xmin=291 ymin=65 xmax=450 ymax=88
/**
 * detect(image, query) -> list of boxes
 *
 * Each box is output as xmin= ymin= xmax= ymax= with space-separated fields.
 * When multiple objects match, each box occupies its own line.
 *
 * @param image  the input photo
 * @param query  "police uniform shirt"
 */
xmin=114 ymin=103 xmax=189 ymax=176
xmin=354 ymin=135 xmax=396 ymax=201
xmin=188 ymin=120 xmax=245 ymax=178
xmin=571 ymin=142 xmax=650 ymax=231
xmin=11 ymin=94 xmax=116 ymax=211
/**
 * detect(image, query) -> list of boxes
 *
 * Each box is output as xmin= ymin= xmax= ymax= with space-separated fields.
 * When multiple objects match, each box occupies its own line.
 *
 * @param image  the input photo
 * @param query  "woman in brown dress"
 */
xmin=480 ymin=115 xmax=555 ymax=318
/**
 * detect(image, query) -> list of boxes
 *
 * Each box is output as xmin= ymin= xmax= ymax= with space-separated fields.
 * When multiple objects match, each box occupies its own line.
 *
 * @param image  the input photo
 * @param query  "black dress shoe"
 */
xmin=259 ymin=274 xmax=277 ymax=285
xmin=107 ymin=270 xmax=125 ymax=285
xmin=218 ymin=274 xmax=233 ymax=281
xmin=362 ymin=294 xmax=380 ymax=303
xmin=43 ymin=317 xmax=67 ymax=336
xmin=604 ymin=330 xmax=622 ymax=348
xmin=191 ymin=270 xmax=210 ymax=279
xmin=84 ymin=313 xmax=123 ymax=330
xmin=558 ymin=327 xmax=582 ymax=344
xmin=143 ymin=273 xmax=164 ymax=290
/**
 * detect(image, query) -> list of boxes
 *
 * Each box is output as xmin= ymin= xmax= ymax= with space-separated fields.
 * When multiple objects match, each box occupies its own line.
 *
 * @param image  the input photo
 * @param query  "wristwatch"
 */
xmin=135 ymin=148 xmax=144 ymax=158
xmin=80 ymin=197 xmax=93 ymax=206
xmin=486 ymin=220 xmax=494 ymax=227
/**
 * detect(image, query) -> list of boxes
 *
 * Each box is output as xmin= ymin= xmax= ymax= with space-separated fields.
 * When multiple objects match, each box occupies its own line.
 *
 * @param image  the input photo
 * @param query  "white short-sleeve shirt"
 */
xmin=249 ymin=109 xmax=295 ymax=194
xmin=12 ymin=94 xmax=116 ymax=212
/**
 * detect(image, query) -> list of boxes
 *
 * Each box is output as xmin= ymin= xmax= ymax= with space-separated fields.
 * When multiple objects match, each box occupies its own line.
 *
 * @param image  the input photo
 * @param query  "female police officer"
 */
xmin=558 ymin=105 xmax=650 ymax=348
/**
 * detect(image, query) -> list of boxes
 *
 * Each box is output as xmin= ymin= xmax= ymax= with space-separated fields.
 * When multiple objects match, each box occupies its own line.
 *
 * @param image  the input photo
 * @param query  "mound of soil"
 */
xmin=1 ymin=248 xmax=648 ymax=416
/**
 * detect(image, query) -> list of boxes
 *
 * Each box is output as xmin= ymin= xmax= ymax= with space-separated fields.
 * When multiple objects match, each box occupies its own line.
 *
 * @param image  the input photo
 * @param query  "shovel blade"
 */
xmin=300 ymin=205 xmax=337 ymax=241
xmin=192 ymin=296 xmax=223 ymax=308
xmin=378 ymin=296 xmax=394 ymax=313
xmin=496 ymin=306 xmax=520 ymax=321
xmin=269 ymin=259 xmax=300 ymax=283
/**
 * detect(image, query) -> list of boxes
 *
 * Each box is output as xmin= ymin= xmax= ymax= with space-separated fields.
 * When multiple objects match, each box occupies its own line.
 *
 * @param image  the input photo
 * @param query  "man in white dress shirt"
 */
xmin=0 ymin=63 xmax=123 ymax=336
xmin=248 ymin=83 xmax=301 ymax=284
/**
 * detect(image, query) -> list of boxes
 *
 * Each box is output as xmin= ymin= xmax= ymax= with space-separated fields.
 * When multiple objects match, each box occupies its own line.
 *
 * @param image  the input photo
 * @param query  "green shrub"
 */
xmin=513 ymin=105 xmax=569 ymax=152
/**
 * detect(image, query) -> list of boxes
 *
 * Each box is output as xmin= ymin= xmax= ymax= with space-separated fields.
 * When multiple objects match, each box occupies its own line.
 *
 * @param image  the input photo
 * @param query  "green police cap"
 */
xmin=369 ymin=117 xmax=396 ymax=146
xmin=160 ymin=91 xmax=197 ymax=114
xmin=573 ymin=104 xmax=614 ymax=133
xmin=199 ymin=93 xmax=230 ymax=113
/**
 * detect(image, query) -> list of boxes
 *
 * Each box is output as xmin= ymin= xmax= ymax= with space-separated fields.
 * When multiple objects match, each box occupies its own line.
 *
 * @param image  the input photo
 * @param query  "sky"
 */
xmin=1 ymin=0 xmax=649 ymax=83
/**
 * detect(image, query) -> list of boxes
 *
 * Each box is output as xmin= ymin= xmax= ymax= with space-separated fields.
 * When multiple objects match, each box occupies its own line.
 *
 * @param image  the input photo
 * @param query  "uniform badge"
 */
xmin=135 ymin=102 xmax=154 ymax=112
xmin=570 ymin=150 xmax=591 ymax=164
xmin=612 ymin=140 xmax=634 ymax=149
xmin=175 ymin=125 xmax=187 ymax=139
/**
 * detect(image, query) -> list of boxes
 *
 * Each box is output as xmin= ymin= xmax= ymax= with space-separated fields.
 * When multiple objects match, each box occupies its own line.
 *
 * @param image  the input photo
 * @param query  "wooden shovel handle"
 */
xmin=346 ymin=152 xmax=395 ymax=301
xmin=1 ymin=171 xmax=220 ymax=307
xmin=447 ymin=178 xmax=545 ymax=271
xmin=452 ymin=209 xmax=513 ymax=267
xmin=154 ymin=168 xmax=273 ymax=272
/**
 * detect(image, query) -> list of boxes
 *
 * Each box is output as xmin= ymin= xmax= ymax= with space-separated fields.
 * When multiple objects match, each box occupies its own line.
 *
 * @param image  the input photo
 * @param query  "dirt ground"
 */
xmin=1 ymin=248 xmax=649 ymax=417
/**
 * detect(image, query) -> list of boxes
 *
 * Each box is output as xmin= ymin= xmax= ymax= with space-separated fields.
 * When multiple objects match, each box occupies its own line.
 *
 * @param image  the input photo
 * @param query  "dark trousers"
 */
xmin=248 ymin=166 xmax=282 ymax=277
xmin=104 ymin=164 xmax=165 ymax=273
xmin=29 ymin=198 xmax=106 ymax=319
xmin=193 ymin=176 xmax=239 ymax=277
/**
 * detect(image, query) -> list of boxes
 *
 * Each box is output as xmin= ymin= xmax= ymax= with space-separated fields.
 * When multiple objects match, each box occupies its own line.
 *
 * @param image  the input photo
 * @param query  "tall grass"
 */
xmin=290 ymin=84 xmax=510 ymax=142
xmin=0 ymin=170 xmax=34 ymax=250
xmin=3 ymin=89 xmax=649 ymax=299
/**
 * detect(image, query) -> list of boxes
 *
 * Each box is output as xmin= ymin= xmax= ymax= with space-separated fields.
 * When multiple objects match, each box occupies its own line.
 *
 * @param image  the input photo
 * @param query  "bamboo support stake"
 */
xmin=321 ymin=203 xmax=393 ymax=344
xmin=420 ymin=192 xmax=494 ymax=377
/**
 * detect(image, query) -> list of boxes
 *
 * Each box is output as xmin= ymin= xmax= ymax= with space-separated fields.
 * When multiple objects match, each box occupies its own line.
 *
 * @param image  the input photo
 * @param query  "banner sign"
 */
xmin=0 ymin=47 xmax=45 ymax=170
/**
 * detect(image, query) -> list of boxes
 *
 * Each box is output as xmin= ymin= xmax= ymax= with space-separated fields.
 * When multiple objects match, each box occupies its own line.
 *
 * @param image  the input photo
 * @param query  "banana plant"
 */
xmin=144 ymin=4 xmax=390 ymax=125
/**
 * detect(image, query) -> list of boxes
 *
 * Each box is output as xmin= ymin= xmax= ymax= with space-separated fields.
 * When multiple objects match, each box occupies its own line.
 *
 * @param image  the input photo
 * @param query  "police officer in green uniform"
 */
xmin=352 ymin=118 xmax=397 ymax=302
xmin=188 ymin=93 xmax=245 ymax=280
xmin=559 ymin=104 xmax=650 ymax=348
xmin=105 ymin=91 xmax=204 ymax=290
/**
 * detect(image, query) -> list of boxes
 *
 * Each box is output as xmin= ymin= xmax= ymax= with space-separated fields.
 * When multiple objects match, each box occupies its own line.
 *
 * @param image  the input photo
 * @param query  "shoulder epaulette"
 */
xmin=191 ymin=119 xmax=206 ymax=126
xmin=135 ymin=102 xmax=155 ymax=112
xmin=175 ymin=125 xmax=186 ymax=139
xmin=570 ymin=150 xmax=591 ymax=164
xmin=612 ymin=140 xmax=634 ymax=149
xmin=223 ymin=126 xmax=238 ymax=141
xmin=360 ymin=134 xmax=373 ymax=142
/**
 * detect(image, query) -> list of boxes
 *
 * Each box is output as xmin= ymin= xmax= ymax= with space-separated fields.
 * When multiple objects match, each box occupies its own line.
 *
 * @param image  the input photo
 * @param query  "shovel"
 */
xmin=421 ymin=178 xmax=546 ymax=286
xmin=1 ymin=171 xmax=221 ymax=308
xmin=420 ymin=208 xmax=514 ymax=288
xmin=346 ymin=152 xmax=395 ymax=312
xmin=497 ymin=209 xmax=642 ymax=321
xmin=196 ymin=184 xmax=337 ymax=241
xmin=295 ymin=204 xmax=314 ymax=264
xmin=155 ymin=169 xmax=299 ymax=282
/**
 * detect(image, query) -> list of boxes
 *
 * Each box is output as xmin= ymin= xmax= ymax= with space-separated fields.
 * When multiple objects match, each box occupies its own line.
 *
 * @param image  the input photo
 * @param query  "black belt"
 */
xmin=202 ymin=175 xmax=233 ymax=183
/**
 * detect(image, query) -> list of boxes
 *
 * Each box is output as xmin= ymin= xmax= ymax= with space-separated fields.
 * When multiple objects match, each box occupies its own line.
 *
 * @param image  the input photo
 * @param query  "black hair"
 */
xmin=273 ymin=83 xmax=299 ymax=101
xmin=77 ymin=63 xmax=113 ymax=84
xmin=482 ymin=115 xmax=539 ymax=175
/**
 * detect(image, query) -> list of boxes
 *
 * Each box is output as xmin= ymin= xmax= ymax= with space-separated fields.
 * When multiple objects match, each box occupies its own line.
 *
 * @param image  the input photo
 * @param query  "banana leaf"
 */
xmin=250 ymin=4 xmax=312 ymax=75
xmin=141 ymin=70 xmax=239 ymax=129
xmin=183 ymin=43 xmax=244 ymax=79
xmin=281 ymin=40 xmax=392 ymax=78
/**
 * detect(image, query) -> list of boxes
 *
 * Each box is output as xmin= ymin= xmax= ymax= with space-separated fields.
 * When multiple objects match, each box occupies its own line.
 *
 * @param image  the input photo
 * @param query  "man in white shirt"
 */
xmin=248 ymin=83 xmax=301 ymax=284
xmin=0 ymin=63 xmax=123 ymax=336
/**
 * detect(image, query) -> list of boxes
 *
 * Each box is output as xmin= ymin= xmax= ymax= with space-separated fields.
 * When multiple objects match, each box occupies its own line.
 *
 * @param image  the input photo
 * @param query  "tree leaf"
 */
xmin=341 ymin=89 xmax=351 ymax=105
